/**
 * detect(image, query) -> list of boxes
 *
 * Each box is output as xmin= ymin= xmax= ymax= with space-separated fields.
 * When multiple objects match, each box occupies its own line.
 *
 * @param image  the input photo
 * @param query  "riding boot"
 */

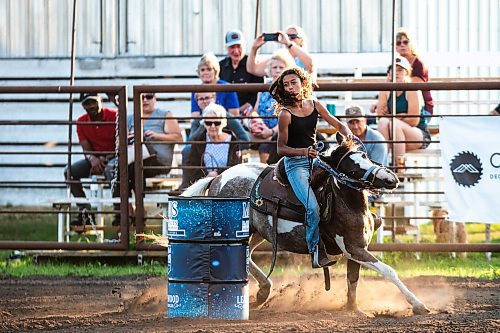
xmin=311 ymin=240 xmax=336 ymax=268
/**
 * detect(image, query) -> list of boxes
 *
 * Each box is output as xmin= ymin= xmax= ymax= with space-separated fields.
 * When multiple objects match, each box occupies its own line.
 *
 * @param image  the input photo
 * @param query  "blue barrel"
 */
xmin=167 ymin=282 xmax=249 ymax=319
xmin=166 ymin=197 xmax=250 ymax=241
xmin=166 ymin=196 xmax=250 ymax=320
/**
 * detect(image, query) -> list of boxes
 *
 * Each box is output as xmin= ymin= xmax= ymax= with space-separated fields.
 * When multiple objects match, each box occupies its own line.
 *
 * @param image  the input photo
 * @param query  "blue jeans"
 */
xmin=284 ymin=156 xmax=320 ymax=253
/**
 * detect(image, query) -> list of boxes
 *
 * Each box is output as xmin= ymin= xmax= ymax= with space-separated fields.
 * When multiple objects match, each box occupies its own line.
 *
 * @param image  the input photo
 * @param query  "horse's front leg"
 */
xmin=346 ymin=259 xmax=360 ymax=311
xmin=336 ymin=236 xmax=430 ymax=315
xmin=249 ymin=233 xmax=273 ymax=307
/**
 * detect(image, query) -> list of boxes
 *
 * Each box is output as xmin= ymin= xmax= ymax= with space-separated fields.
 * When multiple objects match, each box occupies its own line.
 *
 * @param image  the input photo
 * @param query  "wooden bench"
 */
xmin=145 ymin=176 xmax=182 ymax=191
xmin=52 ymin=196 xmax=164 ymax=242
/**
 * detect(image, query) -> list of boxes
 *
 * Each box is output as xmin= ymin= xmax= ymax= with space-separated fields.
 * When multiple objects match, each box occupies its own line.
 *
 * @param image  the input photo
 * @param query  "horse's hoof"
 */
xmin=412 ymin=303 xmax=430 ymax=315
xmin=255 ymin=282 xmax=272 ymax=306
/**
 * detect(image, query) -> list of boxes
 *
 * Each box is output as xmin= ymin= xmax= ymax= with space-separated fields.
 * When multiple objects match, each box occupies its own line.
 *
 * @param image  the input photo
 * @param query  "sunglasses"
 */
xmin=287 ymin=33 xmax=299 ymax=39
xmin=205 ymin=121 xmax=222 ymax=127
xmin=197 ymin=96 xmax=214 ymax=102
xmin=142 ymin=94 xmax=155 ymax=100
xmin=396 ymin=40 xmax=409 ymax=46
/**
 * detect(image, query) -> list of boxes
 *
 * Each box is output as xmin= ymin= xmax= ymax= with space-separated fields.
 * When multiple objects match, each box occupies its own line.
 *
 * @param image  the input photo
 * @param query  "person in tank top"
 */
xmin=269 ymin=67 xmax=353 ymax=268
xmin=377 ymin=56 xmax=431 ymax=168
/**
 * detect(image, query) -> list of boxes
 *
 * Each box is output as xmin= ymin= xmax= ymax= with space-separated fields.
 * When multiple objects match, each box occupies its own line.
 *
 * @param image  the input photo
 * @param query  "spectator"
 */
xmin=246 ymin=25 xmax=315 ymax=78
xmin=111 ymin=92 xmax=182 ymax=226
xmin=64 ymin=93 xmax=117 ymax=226
xmin=189 ymin=92 xmax=249 ymax=143
xmin=181 ymin=92 xmax=249 ymax=177
xmin=190 ymin=52 xmax=239 ymax=116
xmin=180 ymin=103 xmax=242 ymax=190
xmin=219 ymin=30 xmax=264 ymax=114
xmin=345 ymin=105 xmax=388 ymax=166
xmin=248 ymin=49 xmax=295 ymax=162
xmin=396 ymin=29 xmax=434 ymax=118
xmin=371 ymin=30 xmax=434 ymax=124
xmin=432 ymin=209 xmax=468 ymax=258
xmin=377 ymin=57 xmax=431 ymax=166
xmin=129 ymin=93 xmax=182 ymax=170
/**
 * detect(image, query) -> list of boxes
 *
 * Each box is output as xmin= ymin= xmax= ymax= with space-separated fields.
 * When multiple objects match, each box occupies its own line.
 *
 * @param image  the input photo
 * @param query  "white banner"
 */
xmin=440 ymin=116 xmax=500 ymax=223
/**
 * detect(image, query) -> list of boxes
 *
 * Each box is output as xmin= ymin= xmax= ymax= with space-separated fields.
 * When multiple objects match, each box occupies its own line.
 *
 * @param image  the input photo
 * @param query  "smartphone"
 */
xmin=263 ymin=33 xmax=279 ymax=42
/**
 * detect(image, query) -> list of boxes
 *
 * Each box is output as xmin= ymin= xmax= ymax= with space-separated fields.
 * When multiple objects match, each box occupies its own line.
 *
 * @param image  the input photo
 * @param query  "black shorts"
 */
xmin=420 ymin=128 xmax=431 ymax=149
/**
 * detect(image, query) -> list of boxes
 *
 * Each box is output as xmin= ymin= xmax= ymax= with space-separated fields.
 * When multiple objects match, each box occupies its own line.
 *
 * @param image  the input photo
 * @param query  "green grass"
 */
xmin=0 ymin=258 xmax=165 ymax=277
xmin=0 ymin=210 xmax=57 ymax=242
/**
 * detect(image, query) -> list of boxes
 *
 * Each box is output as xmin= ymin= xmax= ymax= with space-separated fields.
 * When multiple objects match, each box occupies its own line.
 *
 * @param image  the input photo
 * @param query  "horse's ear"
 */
xmin=336 ymin=132 xmax=345 ymax=145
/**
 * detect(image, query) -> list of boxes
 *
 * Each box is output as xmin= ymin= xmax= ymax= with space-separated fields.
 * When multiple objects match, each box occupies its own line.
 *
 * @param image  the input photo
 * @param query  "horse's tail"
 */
xmin=180 ymin=177 xmax=215 ymax=197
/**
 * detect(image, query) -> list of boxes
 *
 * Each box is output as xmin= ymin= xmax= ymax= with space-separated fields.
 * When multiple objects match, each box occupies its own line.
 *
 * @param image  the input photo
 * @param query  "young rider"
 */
xmin=270 ymin=67 xmax=353 ymax=268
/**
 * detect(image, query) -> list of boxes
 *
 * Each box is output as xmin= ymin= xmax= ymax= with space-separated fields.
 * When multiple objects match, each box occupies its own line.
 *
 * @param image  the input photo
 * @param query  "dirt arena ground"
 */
xmin=0 ymin=274 xmax=498 ymax=333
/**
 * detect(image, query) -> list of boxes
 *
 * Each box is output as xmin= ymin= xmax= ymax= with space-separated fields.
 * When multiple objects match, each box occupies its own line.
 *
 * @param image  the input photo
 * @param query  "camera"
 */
xmin=263 ymin=33 xmax=279 ymax=42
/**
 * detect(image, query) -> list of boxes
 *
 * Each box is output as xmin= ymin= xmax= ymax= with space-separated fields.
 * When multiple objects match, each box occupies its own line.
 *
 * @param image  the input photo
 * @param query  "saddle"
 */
xmin=250 ymin=158 xmax=333 ymax=225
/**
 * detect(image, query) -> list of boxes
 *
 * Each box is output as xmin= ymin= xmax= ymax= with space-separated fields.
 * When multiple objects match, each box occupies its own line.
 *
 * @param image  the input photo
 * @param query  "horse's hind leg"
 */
xmin=249 ymin=233 xmax=273 ymax=307
xmin=337 ymin=240 xmax=430 ymax=315
xmin=346 ymin=259 xmax=361 ymax=311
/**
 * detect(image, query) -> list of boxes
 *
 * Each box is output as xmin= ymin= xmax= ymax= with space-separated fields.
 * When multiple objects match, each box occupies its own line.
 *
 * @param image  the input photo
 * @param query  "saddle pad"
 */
xmin=250 ymin=166 xmax=334 ymax=224
xmin=250 ymin=167 xmax=305 ymax=222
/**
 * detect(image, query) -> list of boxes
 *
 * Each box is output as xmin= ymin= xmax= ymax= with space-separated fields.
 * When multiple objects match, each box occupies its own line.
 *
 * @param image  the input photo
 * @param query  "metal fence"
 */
xmin=0 ymin=81 xmax=499 ymax=253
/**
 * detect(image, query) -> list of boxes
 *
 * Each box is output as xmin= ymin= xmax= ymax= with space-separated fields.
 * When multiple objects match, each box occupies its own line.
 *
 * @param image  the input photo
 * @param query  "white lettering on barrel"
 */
xmin=168 ymin=294 xmax=180 ymax=303
xmin=169 ymin=201 xmax=178 ymax=218
xmin=242 ymin=202 xmax=250 ymax=219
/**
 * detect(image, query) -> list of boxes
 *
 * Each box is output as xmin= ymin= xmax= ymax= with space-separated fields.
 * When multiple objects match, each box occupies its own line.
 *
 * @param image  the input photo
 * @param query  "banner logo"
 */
xmin=450 ymin=151 xmax=483 ymax=187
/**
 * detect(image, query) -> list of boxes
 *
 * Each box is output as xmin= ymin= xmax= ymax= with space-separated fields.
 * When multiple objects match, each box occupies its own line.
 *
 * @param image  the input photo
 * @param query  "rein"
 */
xmin=314 ymin=154 xmax=384 ymax=193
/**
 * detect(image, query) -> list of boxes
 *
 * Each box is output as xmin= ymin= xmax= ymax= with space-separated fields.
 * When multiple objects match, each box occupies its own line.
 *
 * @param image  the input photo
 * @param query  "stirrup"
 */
xmin=311 ymin=245 xmax=336 ymax=269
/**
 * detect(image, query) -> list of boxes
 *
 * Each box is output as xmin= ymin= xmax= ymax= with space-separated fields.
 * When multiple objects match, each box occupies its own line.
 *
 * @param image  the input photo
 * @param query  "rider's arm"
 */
xmin=316 ymin=101 xmax=353 ymax=138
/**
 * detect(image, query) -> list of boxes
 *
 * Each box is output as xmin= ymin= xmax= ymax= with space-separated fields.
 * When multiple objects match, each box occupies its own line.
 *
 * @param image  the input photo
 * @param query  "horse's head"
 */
xmin=317 ymin=132 xmax=399 ymax=191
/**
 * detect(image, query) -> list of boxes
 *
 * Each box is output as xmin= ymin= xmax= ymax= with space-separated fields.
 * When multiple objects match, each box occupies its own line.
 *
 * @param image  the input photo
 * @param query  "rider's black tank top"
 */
xmin=286 ymin=102 xmax=318 ymax=149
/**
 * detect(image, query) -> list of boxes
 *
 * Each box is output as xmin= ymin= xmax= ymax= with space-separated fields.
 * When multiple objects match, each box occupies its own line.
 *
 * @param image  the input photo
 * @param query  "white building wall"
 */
xmin=0 ymin=0 xmax=498 ymax=58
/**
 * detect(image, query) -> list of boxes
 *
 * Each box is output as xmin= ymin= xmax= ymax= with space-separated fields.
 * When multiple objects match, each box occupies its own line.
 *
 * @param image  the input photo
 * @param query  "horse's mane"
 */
xmin=330 ymin=136 xmax=359 ymax=159
xmin=340 ymin=137 xmax=359 ymax=152
xmin=315 ymin=136 xmax=360 ymax=172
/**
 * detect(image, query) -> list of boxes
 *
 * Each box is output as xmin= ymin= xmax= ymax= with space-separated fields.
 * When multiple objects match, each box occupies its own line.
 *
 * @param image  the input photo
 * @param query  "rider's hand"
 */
xmin=306 ymin=148 xmax=318 ymax=158
xmin=340 ymin=124 xmax=354 ymax=139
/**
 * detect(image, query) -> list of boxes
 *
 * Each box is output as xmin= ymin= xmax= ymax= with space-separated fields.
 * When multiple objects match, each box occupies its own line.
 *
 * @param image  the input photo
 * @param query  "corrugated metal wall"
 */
xmin=0 ymin=0 xmax=498 ymax=58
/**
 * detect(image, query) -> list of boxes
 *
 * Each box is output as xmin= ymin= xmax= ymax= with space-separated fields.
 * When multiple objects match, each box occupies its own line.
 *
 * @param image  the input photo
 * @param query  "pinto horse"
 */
xmin=182 ymin=133 xmax=430 ymax=315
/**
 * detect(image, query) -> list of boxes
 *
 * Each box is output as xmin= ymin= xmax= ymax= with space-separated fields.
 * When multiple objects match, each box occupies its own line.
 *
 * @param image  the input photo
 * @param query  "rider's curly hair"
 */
xmin=269 ymin=67 xmax=314 ymax=115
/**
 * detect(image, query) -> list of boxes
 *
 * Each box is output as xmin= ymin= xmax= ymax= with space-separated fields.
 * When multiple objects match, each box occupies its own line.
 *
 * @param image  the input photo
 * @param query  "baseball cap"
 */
xmin=225 ymin=30 xmax=243 ymax=47
xmin=80 ymin=93 xmax=100 ymax=104
xmin=394 ymin=56 xmax=411 ymax=72
xmin=345 ymin=105 xmax=365 ymax=122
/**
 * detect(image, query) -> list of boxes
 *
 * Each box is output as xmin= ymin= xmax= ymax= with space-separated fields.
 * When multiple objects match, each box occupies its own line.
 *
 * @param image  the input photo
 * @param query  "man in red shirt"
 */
xmin=64 ymin=93 xmax=117 ymax=225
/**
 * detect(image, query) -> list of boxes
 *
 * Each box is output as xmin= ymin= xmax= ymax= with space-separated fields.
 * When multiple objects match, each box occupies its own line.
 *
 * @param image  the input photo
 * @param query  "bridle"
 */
xmin=313 ymin=142 xmax=390 ymax=193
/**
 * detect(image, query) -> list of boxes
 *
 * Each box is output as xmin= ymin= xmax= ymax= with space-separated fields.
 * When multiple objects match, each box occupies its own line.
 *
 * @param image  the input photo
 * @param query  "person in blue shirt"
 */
xmin=190 ymin=52 xmax=239 ymax=116
xmin=345 ymin=105 xmax=388 ymax=166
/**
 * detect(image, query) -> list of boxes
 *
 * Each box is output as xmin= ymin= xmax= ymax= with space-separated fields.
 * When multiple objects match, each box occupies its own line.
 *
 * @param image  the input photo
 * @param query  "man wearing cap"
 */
xmin=219 ymin=30 xmax=264 ymax=114
xmin=345 ymin=105 xmax=388 ymax=166
xmin=64 ymin=93 xmax=117 ymax=225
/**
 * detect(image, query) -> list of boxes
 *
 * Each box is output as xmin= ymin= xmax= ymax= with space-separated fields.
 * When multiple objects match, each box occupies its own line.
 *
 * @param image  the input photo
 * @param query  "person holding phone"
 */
xmin=246 ymin=25 xmax=315 ymax=78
